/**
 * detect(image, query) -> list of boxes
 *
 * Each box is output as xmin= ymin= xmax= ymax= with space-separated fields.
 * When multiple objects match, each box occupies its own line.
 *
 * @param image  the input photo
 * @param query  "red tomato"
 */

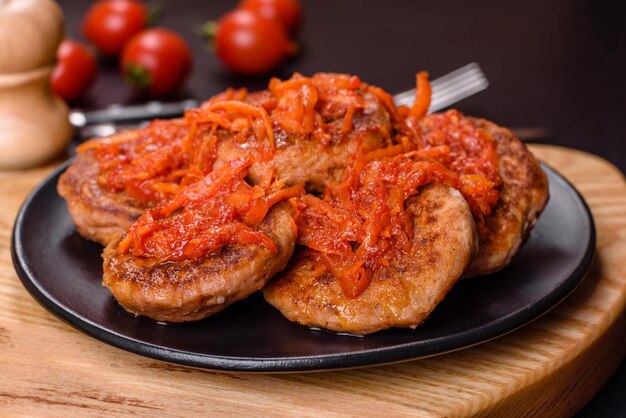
xmin=215 ymin=9 xmax=293 ymax=75
xmin=82 ymin=0 xmax=147 ymax=56
xmin=51 ymin=40 xmax=98 ymax=102
xmin=121 ymin=28 xmax=192 ymax=97
xmin=240 ymin=0 xmax=303 ymax=35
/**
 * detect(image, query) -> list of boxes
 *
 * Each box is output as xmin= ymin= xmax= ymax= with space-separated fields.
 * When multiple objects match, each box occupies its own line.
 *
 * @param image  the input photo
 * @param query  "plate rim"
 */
xmin=11 ymin=161 xmax=596 ymax=372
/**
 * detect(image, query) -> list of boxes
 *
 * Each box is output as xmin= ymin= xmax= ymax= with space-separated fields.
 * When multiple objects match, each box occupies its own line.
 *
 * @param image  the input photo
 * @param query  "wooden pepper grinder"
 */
xmin=0 ymin=0 xmax=72 ymax=170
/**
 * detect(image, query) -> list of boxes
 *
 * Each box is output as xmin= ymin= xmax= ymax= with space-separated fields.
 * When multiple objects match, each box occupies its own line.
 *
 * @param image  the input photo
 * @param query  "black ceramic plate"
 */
xmin=12 ymin=162 xmax=595 ymax=372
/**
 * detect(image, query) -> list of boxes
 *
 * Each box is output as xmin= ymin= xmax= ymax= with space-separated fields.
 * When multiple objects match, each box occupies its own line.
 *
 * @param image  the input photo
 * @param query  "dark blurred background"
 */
xmin=58 ymin=0 xmax=626 ymax=415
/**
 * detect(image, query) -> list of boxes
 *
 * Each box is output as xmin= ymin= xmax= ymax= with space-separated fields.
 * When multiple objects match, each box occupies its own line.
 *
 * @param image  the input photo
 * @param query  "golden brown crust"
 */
xmin=102 ymin=202 xmax=297 ymax=322
xmin=463 ymin=118 xmax=549 ymax=277
xmin=263 ymin=185 xmax=478 ymax=335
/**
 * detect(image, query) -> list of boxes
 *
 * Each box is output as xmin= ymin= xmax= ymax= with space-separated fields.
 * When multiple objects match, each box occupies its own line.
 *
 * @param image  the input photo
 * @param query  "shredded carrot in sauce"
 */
xmin=410 ymin=71 xmax=432 ymax=119
xmin=412 ymin=110 xmax=502 ymax=218
xmin=295 ymin=152 xmax=459 ymax=298
xmin=87 ymin=72 xmax=389 ymax=206
xmin=85 ymin=72 xmax=400 ymax=263
xmin=363 ymin=144 xmax=404 ymax=163
xmin=368 ymin=85 xmax=399 ymax=122
xmin=342 ymin=103 xmax=354 ymax=134
xmin=118 ymin=158 xmax=304 ymax=262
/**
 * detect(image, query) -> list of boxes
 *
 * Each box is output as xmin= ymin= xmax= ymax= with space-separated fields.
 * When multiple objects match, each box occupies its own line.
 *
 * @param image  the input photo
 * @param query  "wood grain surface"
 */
xmin=0 ymin=145 xmax=624 ymax=417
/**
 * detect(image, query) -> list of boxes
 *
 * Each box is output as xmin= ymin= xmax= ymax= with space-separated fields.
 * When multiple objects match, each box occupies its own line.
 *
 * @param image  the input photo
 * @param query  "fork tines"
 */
xmin=392 ymin=62 xmax=489 ymax=112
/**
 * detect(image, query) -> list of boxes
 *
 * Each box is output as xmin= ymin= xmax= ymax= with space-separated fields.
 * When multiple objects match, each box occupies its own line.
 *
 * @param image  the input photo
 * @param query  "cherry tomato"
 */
xmin=240 ymin=0 xmax=303 ymax=35
xmin=82 ymin=0 xmax=147 ymax=56
xmin=215 ymin=9 xmax=293 ymax=75
xmin=51 ymin=40 xmax=98 ymax=102
xmin=121 ymin=28 xmax=192 ymax=97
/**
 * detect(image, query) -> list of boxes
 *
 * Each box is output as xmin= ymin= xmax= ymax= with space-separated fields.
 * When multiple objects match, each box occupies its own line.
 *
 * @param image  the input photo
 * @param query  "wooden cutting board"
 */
xmin=0 ymin=145 xmax=624 ymax=417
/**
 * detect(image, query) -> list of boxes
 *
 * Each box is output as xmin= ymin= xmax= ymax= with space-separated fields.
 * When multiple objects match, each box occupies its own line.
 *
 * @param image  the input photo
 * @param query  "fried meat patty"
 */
xmin=58 ymin=132 xmax=147 ymax=246
xmin=263 ymin=185 xmax=478 ymax=335
xmin=102 ymin=202 xmax=296 ymax=322
xmin=463 ymin=118 xmax=549 ymax=277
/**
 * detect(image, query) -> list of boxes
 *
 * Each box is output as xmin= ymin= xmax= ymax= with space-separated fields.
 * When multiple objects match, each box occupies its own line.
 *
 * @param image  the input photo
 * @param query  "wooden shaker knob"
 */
xmin=0 ymin=0 xmax=72 ymax=170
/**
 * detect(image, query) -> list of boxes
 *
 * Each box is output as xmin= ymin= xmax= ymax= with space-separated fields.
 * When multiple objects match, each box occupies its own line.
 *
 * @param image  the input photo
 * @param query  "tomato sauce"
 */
xmin=402 ymin=109 xmax=502 ymax=219
xmin=85 ymin=73 xmax=396 ymax=262
xmin=118 ymin=158 xmax=303 ymax=262
xmin=84 ymin=73 xmax=384 ymax=206
xmin=295 ymin=151 xmax=459 ymax=298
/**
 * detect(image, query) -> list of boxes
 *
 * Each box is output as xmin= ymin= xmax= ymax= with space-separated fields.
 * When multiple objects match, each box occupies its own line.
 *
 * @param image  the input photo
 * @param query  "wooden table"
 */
xmin=0 ymin=144 xmax=624 ymax=416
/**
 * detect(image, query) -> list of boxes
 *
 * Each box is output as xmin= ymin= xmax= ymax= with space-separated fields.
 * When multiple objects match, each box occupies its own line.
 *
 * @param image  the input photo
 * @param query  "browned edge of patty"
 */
xmin=463 ymin=118 xmax=549 ymax=277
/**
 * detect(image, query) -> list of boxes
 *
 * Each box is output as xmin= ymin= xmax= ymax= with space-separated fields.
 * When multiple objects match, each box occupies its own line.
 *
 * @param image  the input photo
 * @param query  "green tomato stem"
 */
xmin=124 ymin=62 xmax=152 ymax=90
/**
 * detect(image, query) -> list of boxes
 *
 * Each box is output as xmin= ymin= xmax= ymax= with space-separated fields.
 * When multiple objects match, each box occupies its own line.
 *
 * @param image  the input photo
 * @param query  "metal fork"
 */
xmin=393 ymin=62 xmax=489 ymax=112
